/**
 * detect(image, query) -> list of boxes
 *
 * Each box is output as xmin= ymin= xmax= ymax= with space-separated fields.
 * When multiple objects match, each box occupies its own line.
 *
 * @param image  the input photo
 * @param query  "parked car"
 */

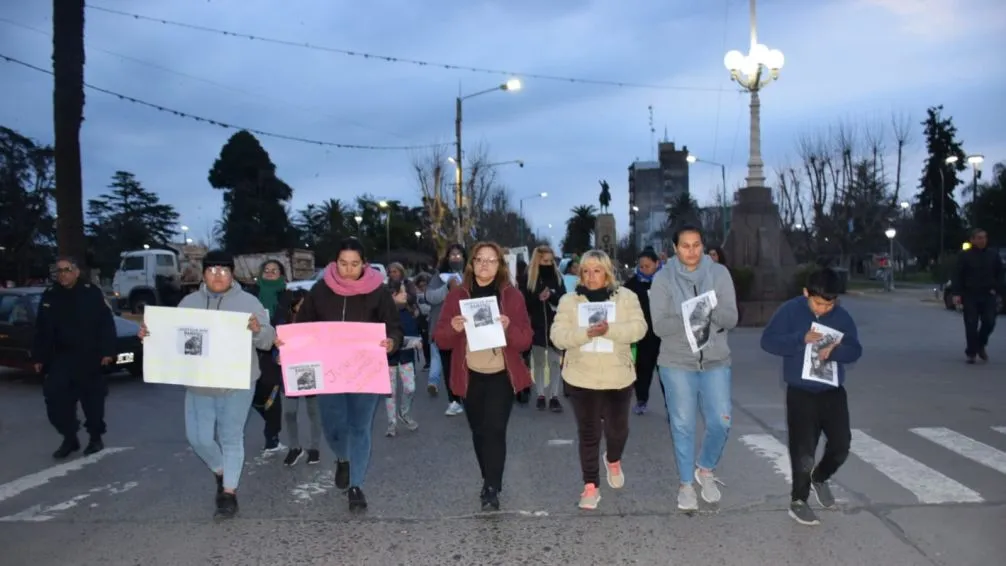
xmin=0 ymin=287 xmax=144 ymax=376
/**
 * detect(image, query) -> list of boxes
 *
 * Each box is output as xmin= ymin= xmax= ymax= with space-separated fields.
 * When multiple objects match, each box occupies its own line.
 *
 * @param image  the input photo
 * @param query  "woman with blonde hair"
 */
xmin=433 ymin=241 xmax=533 ymax=510
xmin=517 ymin=245 xmax=566 ymax=412
xmin=550 ymin=249 xmax=648 ymax=510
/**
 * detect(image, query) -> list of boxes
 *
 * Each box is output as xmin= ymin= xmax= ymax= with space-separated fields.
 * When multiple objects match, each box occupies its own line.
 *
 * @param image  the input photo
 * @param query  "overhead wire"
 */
xmin=0 ymin=17 xmax=417 ymax=142
xmin=0 ymin=53 xmax=449 ymax=151
xmin=86 ymin=4 xmax=722 ymax=92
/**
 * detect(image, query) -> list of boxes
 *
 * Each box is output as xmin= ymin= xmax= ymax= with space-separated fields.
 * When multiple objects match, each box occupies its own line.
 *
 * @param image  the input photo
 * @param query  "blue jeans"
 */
xmin=658 ymin=365 xmax=732 ymax=485
xmin=184 ymin=388 xmax=255 ymax=490
xmin=317 ymin=393 xmax=381 ymax=488
xmin=428 ymin=342 xmax=443 ymax=387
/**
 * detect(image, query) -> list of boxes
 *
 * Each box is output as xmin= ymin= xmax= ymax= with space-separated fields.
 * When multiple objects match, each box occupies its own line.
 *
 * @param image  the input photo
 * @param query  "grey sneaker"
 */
xmin=398 ymin=412 xmax=419 ymax=431
xmin=789 ymin=500 xmax=820 ymax=525
xmin=677 ymin=484 xmax=698 ymax=511
xmin=811 ymin=476 xmax=836 ymax=509
xmin=385 ymin=422 xmax=396 ymax=437
xmin=693 ymin=468 xmax=723 ymax=503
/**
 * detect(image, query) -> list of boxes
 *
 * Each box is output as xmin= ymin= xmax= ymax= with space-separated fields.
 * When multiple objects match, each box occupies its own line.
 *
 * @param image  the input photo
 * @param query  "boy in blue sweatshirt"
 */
xmin=760 ymin=269 xmax=863 ymax=526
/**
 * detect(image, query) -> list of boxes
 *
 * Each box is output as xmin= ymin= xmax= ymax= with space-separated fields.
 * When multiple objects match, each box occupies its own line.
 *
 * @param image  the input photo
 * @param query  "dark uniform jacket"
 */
xmin=31 ymin=282 xmax=116 ymax=369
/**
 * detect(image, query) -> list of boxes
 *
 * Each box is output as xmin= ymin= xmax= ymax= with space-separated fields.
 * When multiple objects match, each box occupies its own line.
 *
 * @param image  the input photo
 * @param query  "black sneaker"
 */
xmin=480 ymin=485 xmax=500 ymax=511
xmin=536 ymin=396 xmax=547 ymax=410
xmin=335 ymin=460 xmax=350 ymax=490
xmin=214 ymin=492 xmax=238 ymax=520
xmin=549 ymin=397 xmax=563 ymax=413
xmin=306 ymin=449 xmax=321 ymax=465
xmin=811 ymin=476 xmax=836 ymax=509
xmin=347 ymin=487 xmax=367 ymax=511
xmin=83 ymin=436 xmax=104 ymax=456
xmin=789 ymin=500 xmax=820 ymax=525
xmin=283 ymin=448 xmax=304 ymax=467
xmin=52 ymin=436 xmax=80 ymax=459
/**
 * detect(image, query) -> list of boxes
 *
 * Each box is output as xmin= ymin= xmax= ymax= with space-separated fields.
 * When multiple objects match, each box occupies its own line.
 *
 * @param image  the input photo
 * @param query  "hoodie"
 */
xmin=178 ymin=280 xmax=276 ymax=395
xmin=760 ymin=296 xmax=863 ymax=392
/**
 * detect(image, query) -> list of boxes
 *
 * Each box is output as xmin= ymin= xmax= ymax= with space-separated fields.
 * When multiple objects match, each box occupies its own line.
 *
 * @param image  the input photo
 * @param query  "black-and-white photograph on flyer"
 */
xmin=177 ymin=327 xmax=208 ymax=357
xmin=459 ymin=297 xmax=506 ymax=351
xmin=681 ymin=290 xmax=718 ymax=354
xmin=577 ymin=301 xmax=616 ymax=353
xmin=289 ymin=362 xmax=322 ymax=393
xmin=801 ymin=322 xmax=844 ymax=387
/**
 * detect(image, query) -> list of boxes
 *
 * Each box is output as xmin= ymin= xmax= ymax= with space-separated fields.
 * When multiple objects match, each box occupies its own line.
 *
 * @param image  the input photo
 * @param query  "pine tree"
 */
xmin=913 ymin=105 xmax=967 ymax=264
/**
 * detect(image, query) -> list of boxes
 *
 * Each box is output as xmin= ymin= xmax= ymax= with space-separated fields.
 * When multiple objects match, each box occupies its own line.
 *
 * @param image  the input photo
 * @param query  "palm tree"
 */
xmin=52 ymin=0 xmax=87 ymax=267
xmin=561 ymin=205 xmax=597 ymax=255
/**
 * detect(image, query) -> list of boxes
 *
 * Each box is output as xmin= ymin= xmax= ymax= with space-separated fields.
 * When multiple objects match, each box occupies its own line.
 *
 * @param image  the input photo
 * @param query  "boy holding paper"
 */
xmin=760 ymin=268 xmax=863 ymax=526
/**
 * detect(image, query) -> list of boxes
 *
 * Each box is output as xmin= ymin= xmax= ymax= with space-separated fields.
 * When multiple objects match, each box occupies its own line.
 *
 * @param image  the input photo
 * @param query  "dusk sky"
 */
xmin=1 ymin=0 xmax=1003 ymax=248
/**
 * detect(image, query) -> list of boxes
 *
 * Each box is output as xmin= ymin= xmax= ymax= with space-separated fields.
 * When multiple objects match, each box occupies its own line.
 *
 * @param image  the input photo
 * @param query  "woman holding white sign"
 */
xmin=138 ymin=250 xmax=276 ymax=520
xmin=649 ymin=225 xmax=738 ymax=512
xmin=288 ymin=238 xmax=402 ymax=511
xmin=550 ymin=249 xmax=647 ymax=510
xmin=433 ymin=241 xmax=533 ymax=511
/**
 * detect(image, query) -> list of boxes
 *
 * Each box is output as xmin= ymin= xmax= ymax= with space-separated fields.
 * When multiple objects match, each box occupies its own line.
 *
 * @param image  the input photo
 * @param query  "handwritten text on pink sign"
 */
xmin=277 ymin=322 xmax=390 ymax=396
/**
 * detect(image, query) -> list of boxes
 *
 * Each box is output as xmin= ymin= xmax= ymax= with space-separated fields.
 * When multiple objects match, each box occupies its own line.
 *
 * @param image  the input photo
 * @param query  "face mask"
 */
xmin=449 ymin=260 xmax=464 ymax=272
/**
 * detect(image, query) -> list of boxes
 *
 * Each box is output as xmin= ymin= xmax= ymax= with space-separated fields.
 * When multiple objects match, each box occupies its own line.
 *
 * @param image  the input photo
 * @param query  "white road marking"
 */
xmin=292 ymin=470 xmax=335 ymax=503
xmin=546 ymin=439 xmax=574 ymax=446
xmin=738 ymin=434 xmax=791 ymax=483
xmin=992 ymin=426 xmax=1006 ymax=436
xmin=911 ymin=427 xmax=1006 ymax=475
xmin=851 ymin=430 xmax=983 ymax=504
xmin=0 ymin=447 xmax=131 ymax=504
xmin=0 ymin=481 xmax=139 ymax=522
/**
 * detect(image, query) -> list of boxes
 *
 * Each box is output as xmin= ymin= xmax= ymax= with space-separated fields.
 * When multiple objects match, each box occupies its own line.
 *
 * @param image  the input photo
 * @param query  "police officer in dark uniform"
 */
xmin=31 ymin=257 xmax=117 ymax=458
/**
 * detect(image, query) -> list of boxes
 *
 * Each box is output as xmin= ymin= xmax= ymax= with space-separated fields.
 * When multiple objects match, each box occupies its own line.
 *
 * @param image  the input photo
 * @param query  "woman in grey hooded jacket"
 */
xmin=649 ymin=225 xmax=738 ymax=512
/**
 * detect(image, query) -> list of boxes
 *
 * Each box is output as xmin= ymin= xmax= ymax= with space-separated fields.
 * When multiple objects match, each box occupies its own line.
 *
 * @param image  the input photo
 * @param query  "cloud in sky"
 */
xmin=0 ymin=0 xmax=1002 ymax=249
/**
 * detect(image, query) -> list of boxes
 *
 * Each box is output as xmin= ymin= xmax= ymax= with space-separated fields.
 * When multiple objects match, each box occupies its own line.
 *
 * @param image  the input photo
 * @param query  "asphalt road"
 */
xmin=0 ymin=293 xmax=1003 ymax=565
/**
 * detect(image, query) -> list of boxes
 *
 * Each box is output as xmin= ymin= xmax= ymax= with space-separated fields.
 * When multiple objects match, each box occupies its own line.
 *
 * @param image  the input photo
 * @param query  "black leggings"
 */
xmin=463 ymin=370 xmax=515 ymax=491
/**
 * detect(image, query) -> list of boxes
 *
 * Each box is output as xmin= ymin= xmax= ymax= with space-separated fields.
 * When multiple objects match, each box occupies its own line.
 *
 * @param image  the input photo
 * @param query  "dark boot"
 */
xmin=52 ymin=435 xmax=80 ymax=459
xmin=480 ymin=485 xmax=500 ymax=511
xmin=347 ymin=486 xmax=367 ymax=510
xmin=214 ymin=492 xmax=238 ymax=519
xmin=335 ymin=460 xmax=350 ymax=490
xmin=83 ymin=436 xmax=104 ymax=456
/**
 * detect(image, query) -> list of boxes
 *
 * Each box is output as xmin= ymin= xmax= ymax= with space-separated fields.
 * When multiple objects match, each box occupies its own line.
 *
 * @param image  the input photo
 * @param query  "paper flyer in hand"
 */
xmin=459 ymin=297 xmax=506 ymax=351
xmin=577 ymin=301 xmax=616 ymax=353
xmin=681 ymin=290 xmax=718 ymax=354
xmin=801 ymin=322 xmax=844 ymax=387
xmin=142 ymin=306 xmax=252 ymax=389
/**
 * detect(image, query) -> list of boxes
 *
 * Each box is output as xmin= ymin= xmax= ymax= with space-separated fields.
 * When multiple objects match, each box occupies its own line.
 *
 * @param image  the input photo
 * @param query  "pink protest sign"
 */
xmin=277 ymin=322 xmax=391 ymax=397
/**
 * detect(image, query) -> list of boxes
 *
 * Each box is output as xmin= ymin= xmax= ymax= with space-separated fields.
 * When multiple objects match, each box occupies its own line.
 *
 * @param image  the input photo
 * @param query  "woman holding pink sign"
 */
xmin=289 ymin=238 xmax=403 ymax=511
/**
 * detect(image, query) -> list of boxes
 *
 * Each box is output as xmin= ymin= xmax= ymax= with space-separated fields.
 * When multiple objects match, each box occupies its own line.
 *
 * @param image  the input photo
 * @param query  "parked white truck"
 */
xmin=111 ymin=246 xmax=315 ymax=313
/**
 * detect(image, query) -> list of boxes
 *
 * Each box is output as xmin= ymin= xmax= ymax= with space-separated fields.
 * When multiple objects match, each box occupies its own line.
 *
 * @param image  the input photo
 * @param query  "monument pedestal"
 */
xmin=723 ymin=186 xmax=796 ymax=326
xmin=595 ymin=214 xmax=617 ymax=259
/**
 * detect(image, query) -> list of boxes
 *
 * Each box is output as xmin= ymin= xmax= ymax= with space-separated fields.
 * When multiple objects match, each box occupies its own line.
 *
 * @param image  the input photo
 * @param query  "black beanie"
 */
xmin=203 ymin=250 xmax=234 ymax=271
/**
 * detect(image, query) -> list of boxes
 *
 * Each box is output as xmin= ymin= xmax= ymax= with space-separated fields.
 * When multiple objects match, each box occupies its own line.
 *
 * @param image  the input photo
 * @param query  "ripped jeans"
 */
xmin=658 ymin=365 xmax=732 ymax=485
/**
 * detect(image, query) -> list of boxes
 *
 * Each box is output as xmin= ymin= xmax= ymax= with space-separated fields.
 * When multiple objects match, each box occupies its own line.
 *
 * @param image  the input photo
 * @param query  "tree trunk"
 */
xmin=52 ymin=0 xmax=87 ymax=267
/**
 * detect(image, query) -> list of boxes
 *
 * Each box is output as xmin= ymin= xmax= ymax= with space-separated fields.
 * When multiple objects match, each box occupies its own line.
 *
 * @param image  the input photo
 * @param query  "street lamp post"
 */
xmin=519 ymin=192 xmax=547 ymax=245
xmin=724 ymin=0 xmax=784 ymax=191
xmin=885 ymin=227 xmax=897 ymax=291
xmin=354 ymin=214 xmax=363 ymax=237
xmin=378 ymin=201 xmax=391 ymax=262
xmin=966 ymin=154 xmax=985 ymax=227
xmin=686 ymin=154 xmax=729 ymax=240
xmin=179 ymin=224 xmax=189 ymax=246
xmin=454 ymin=78 xmax=522 ymax=245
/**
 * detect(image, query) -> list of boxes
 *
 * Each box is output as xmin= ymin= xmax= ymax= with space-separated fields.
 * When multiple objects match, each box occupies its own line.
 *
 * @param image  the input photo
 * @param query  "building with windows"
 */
xmin=628 ymin=142 xmax=690 ymax=252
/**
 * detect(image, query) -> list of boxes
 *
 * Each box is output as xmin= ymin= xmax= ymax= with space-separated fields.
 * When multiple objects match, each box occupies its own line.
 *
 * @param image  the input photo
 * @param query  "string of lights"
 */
xmin=87 ymin=4 xmax=722 ymax=92
xmin=1 ymin=54 xmax=449 ymax=151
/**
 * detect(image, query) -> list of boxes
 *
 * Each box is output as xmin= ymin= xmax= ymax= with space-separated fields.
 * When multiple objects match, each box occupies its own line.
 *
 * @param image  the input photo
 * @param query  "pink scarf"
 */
xmin=323 ymin=262 xmax=384 ymax=296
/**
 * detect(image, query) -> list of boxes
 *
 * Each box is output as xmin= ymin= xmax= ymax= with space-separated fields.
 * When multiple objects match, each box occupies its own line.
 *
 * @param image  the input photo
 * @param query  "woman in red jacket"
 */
xmin=433 ymin=241 xmax=533 ymax=511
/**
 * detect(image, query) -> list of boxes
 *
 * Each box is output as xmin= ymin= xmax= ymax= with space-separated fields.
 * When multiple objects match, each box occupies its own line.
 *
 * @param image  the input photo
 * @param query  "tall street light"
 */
xmin=454 ymin=78 xmax=522 ymax=244
xmin=885 ymin=228 xmax=897 ymax=291
xmin=966 ymin=154 xmax=984 ymax=227
xmin=686 ymin=154 xmax=729 ymax=239
xmin=519 ymin=192 xmax=547 ymax=245
xmin=724 ymin=0 xmax=784 ymax=191
xmin=378 ymin=200 xmax=391 ymax=262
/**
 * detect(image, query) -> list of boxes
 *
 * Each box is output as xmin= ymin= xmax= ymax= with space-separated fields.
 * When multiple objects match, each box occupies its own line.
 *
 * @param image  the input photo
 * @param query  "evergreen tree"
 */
xmin=209 ymin=131 xmax=296 ymax=253
xmin=912 ymin=105 xmax=967 ymax=263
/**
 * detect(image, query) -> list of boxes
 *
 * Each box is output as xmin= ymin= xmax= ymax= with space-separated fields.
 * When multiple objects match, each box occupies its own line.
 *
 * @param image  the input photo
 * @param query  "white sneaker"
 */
xmin=445 ymin=401 xmax=464 ymax=416
xmin=694 ymin=468 xmax=723 ymax=504
xmin=677 ymin=484 xmax=699 ymax=511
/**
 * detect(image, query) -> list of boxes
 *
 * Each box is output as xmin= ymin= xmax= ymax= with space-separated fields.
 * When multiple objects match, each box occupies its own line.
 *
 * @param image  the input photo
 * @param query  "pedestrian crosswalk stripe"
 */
xmin=850 ymin=430 xmax=983 ymax=504
xmin=738 ymin=434 xmax=791 ymax=483
xmin=0 ymin=448 xmax=132 ymax=505
xmin=993 ymin=426 xmax=1006 ymax=436
xmin=910 ymin=427 xmax=1006 ymax=476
